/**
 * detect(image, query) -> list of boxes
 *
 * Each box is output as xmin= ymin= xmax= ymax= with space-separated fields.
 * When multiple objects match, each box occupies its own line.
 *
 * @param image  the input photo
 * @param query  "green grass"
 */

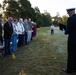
xmin=0 ymin=27 xmax=75 ymax=75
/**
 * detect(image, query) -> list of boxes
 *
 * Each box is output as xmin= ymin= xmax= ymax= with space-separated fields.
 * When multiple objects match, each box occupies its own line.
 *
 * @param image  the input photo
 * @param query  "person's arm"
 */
xmin=65 ymin=18 xmax=72 ymax=35
xmin=4 ymin=22 xmax=9 ymax=34
xmin=0 ymin=24 xmax=2 ymax=34
xmin=59 ymin=23 xmax=66 ymax=31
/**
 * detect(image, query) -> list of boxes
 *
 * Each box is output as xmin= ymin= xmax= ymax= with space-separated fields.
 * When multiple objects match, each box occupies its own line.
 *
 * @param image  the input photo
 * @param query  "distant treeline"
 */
xmin=0 ymin=0 xmax=68 ymax=27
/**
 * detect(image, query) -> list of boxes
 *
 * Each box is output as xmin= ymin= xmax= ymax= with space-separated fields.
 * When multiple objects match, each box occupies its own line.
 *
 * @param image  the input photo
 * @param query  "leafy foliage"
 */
xmin=2 ymin=0 xmax=35 ymax=19
xmin=1 ymin=0 xmax=67 ymax=27
xmin=2 ymin=0 xmax=52 ymax=27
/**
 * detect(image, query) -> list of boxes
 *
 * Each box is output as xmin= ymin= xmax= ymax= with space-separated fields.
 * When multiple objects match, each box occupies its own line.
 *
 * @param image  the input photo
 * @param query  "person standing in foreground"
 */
xmin=4 ymin=17 xmax=13 ymax=56
xmin=62 ymin=8 xmax=76 ymax=74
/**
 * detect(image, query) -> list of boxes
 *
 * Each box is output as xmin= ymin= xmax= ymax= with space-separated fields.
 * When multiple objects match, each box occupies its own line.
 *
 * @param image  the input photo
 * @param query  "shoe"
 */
xmin=62 ymin=68 xmax=72 ymax=74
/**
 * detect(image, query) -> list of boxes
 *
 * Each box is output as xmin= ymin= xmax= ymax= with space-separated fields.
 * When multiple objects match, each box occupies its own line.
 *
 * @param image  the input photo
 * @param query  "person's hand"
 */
xmin=16 ymin=34 xmax=18 ymax=36
xmin=22 ymin=32 xmax=25 ymax=34
xmin=26 ymin=29 xmax=28 ymax=32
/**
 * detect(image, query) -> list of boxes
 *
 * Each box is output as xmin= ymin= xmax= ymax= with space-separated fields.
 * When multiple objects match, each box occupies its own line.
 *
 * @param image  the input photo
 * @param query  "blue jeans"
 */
xmin=4 ymin=38 xmax=11 ymax=56
xmin=12 ymin=34 xmax=17 ymax=51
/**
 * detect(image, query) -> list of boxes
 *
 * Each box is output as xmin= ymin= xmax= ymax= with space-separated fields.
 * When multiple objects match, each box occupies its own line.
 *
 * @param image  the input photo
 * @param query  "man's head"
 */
xmin=28 ymin=18 xmax=31 ymax=23
xmin=24 ymin=19 xmax=28 ymax=23
xmin=13 ymin=18 xmax=18 ymax=24
xmin=8 ymin=17 xmax=13 ymax=23
xmin=19 ymin=18 xmax=23 ymax=23
xmin=66 ymin=8 xmax=75 ymax=16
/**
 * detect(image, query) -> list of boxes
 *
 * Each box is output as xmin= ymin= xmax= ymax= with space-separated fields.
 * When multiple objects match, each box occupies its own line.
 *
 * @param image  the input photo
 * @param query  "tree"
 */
xmin=34 ymin=6 xmax=42 ymax=27
xmin=2 ymin=0 xmax=53 ymax=27
xmin=61 ymin=15 xmax=68 ymax=23
xmin=2 ymin=0 xmax=36 ymax=19
xmin=41 ymin=11 xmax=52 ymax=27
xmin=52 ymin=12 xmax=61 ymax=25
xmin=34 ymin=8 xmax=52 ymax=27
xmin=3 ymin=0 xmax=20 ymax=18
xmin=58 ymin=15 xmax=68 ymax=25
xmin=34 ymin=6 xmax=40 ymax=14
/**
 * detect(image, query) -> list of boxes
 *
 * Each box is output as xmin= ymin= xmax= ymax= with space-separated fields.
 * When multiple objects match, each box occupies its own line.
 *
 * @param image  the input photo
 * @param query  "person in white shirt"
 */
xmin=11 ymin=18 xmax=18 ymax=51
xmin=17 ymin=18 xmax=25 ymax=47
xmin=50 ymin=24 xmax=54 ymax=34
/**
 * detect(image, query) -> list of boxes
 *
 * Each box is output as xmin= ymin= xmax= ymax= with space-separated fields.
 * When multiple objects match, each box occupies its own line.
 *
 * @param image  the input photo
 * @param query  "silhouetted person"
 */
xmin=62 ymin=8 xmax=76 ymax=74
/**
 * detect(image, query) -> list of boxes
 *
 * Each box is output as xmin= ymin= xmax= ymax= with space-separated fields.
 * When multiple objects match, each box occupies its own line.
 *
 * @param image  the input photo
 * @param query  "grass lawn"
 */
xmin=0 ymin=27 xmax=75 ymax=75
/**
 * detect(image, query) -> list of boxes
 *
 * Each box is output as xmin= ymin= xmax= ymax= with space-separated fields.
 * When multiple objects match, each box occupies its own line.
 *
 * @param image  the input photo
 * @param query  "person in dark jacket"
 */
xmin=4 ymin=17 xmax=13 ymax=56
xmin=62 ymin=8 xmax=76 ymax=74
xmin=0 ymin=18 xmax=3 ymax=45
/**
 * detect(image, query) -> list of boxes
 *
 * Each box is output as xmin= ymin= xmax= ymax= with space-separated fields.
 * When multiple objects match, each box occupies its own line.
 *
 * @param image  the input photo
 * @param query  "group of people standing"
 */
xmin=0 ymin=17 xmax=36 ymax=56
xmin=61 ymin=8 xmax=76 ymax=74
xmin=1 ymin=7 xmax=76 ymax=74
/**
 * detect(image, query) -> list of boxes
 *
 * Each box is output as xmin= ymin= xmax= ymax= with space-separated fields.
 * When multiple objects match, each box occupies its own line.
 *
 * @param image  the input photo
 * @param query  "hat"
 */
xmin=66 ymin=8 xmax=75 ymax=13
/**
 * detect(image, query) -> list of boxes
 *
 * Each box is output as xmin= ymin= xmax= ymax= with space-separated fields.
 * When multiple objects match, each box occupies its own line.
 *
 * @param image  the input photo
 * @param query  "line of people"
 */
xmin=0 ymin=17 xmax=37 ymax=56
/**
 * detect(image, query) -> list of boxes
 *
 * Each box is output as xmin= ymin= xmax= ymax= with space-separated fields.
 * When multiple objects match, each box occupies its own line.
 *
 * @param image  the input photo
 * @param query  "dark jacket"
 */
xmin=65 ymin=14 xmax=76 ymax=71
xmin=65 ymin=14 xmax=76 ymax=44
xmin=65 ymin=14 xmax=76 ymax=35
xmin=0 ymin=23 xmax=2 ymax=34
xmin=4 ymin=22 xmax=13 ymax=39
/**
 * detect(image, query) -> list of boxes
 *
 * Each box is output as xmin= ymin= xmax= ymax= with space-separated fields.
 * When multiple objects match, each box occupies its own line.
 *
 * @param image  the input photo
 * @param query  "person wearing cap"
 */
xmin=62 ymin=8 xmax=76 ymax=74
xmin=4 ymin=17 xmax=13 ymax=56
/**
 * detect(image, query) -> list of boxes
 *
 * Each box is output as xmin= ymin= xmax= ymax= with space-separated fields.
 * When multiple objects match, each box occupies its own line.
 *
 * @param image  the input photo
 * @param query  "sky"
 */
xmin=0 ymin=0 xmax=76 ymax=16
xmin=29 ymin=0 xmax=76 ymax=16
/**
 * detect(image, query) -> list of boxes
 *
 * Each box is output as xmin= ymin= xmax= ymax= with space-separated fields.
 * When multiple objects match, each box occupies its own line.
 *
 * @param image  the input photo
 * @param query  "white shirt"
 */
xmin=17 ymin=22 xmax=25 ymax=34
xmin=50 ymin=25 xmax=54 ymax=30
xmin=12 ymin=23 xmax=18 ymax=35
